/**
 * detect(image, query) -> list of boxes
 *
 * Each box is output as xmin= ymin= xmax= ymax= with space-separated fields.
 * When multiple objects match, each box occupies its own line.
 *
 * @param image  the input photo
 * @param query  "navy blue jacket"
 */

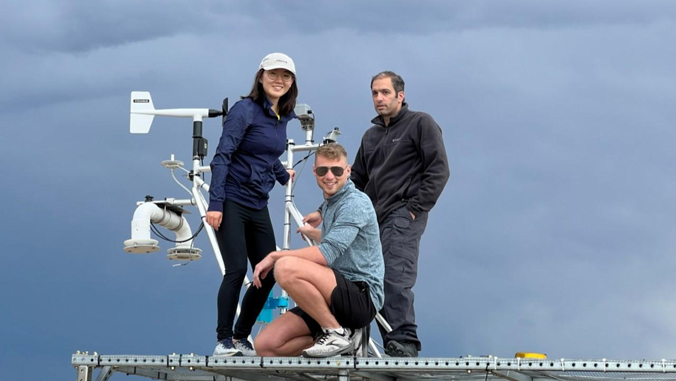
xmin=208 ymin=97 xmax=294 ymax=212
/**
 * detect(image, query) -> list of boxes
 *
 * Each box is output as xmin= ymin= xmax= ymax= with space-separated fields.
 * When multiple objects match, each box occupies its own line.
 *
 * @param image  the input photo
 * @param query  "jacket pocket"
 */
xmin=244 ymin=166 xmax=275 ymax=197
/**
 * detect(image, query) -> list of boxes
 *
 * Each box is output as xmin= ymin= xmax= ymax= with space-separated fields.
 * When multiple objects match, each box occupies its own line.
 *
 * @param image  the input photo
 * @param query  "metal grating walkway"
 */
xmin=72 ymin=353 xmax=676 ymax=381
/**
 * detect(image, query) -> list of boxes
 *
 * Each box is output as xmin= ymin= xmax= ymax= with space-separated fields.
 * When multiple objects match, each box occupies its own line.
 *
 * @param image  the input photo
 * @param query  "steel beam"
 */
xmin=76 ymin=365 xmax=92 ymax=381
xmin=94 ymin=366 xmax=114 ymax=381
xmin=492 ymin=370 xmax=533 ymax=381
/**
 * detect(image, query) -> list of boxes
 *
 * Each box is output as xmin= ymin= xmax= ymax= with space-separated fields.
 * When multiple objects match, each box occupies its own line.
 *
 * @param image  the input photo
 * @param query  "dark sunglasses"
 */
xmin=315 ymin=166 xmax=347 ymax=177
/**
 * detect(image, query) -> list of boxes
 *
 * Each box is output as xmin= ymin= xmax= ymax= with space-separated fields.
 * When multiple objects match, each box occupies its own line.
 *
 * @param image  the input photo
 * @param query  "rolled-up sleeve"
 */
xmin=317 ymin=202 xmax=368 ymax=265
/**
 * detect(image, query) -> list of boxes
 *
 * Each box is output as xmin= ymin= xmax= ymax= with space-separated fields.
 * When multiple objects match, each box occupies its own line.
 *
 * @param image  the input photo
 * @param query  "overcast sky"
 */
xmin=2 ymin=1 xmax=676 ymax=380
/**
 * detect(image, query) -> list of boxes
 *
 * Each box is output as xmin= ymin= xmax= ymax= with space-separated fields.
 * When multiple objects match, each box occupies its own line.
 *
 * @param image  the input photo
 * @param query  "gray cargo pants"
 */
xmin=377 ymin=205 xmax=428 ymax=351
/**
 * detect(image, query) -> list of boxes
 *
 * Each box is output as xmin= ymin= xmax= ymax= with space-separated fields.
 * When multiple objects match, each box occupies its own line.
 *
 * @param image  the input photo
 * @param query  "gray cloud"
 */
xmin=226 ymin=0 xmax=676 ymax=36
xmin=1 ymin=0 xmax=209 ymax=53
xmin=4 ymin=2 xmax=676 ymax=380
xmin=5 ymin=0 xmax=676 ymax=56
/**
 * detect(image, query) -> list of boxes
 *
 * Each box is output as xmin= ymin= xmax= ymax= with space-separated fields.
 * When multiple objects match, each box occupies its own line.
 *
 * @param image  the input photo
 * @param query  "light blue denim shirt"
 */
xmin=318 ymin=179 xmax=384 ymax=310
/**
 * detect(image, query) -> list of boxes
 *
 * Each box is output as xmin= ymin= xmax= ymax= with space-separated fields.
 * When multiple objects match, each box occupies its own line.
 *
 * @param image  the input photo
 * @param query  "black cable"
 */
xmin=293 ymin=151 xmax=315 ymax=168
xmin=290 ymin=150 xmax=315 ymax=194
xmin=201 ymin=158 xmax=209 ymax=184
xmin=151 ymin=222 xmax=204 ymax=243
xmin=150 ymin=221 xmax=205 ymax=243
xmin=150 ymin=223 xmax=175 ymax=242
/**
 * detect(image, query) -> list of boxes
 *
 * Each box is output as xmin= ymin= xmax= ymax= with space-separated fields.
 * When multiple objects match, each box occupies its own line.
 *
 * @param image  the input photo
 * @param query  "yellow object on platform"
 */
xmin=515 ymin=352 xmax=547 ymax=359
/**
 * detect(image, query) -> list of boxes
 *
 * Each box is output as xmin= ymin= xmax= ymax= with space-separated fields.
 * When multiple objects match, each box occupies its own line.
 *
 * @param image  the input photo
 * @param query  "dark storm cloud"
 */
xmin=1 ymin=0 xmax=208 ymax=53
xmin=4 ymin=2 xmax=676 ymax=380
xmin=4 ymin=0 xmax=676 ymax=55
xmin=224 ymin=0 xmax=676 ymax=35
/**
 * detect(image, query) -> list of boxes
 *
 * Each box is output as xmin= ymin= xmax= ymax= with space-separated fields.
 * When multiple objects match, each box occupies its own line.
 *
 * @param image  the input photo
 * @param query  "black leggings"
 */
xmin=215 ymin=199 xmax=277 ymax=340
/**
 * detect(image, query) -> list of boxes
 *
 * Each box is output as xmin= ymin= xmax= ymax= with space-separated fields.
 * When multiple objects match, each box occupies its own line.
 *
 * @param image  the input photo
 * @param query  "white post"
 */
xmin=192 ymin=161 xmax=226 ymax=276
xmin=283 ymin=139 xmax=296 ymax=251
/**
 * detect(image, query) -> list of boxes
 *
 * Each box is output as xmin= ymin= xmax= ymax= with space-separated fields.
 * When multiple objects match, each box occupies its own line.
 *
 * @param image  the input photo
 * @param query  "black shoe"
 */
xmin=385 ymin=340 xmax=418 ymax=357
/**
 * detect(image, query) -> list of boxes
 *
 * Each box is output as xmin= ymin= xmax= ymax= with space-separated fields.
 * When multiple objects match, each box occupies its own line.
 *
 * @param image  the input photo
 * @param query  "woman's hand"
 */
xmin=285 ymin=169 xmax=296 ymax=185
xmin=206 ymin=211 xmax=223 ymax=231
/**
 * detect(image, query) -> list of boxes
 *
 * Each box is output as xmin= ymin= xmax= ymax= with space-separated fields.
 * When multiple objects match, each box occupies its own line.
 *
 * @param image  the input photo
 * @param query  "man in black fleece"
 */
xmin=351 ymin=71 xmax=450 ymax=357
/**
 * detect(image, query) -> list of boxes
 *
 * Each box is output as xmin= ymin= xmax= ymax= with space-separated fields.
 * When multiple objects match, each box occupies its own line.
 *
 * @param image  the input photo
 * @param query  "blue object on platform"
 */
xmin=277 ymin=296 xmax=289 ymax=308
xmin=256 ymin=291 xmax=290 ymax=324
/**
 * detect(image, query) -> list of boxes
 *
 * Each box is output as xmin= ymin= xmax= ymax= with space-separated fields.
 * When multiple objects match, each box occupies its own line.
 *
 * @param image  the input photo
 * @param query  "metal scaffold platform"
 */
xmin=72 ymin=353 xmax=676 ymax=381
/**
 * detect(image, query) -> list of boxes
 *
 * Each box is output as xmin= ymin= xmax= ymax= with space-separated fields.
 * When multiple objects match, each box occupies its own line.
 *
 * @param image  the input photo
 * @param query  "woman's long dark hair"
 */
xmin=243 ymin=69 xmax=298 ymax=116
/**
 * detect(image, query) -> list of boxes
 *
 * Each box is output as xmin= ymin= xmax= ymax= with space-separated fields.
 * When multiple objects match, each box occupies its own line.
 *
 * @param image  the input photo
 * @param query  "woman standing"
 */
xmin=206 ymin=53 xmax=297 ymax=356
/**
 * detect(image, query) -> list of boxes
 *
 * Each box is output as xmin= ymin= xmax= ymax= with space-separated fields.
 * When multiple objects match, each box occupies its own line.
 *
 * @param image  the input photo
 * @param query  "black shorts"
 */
xmin=290 ymin=268 xmax=376 ymax=337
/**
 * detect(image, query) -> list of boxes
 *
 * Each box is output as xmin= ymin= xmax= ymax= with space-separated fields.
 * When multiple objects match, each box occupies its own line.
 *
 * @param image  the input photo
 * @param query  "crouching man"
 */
xmin=253 ymin=143 xmax=384 ymax=358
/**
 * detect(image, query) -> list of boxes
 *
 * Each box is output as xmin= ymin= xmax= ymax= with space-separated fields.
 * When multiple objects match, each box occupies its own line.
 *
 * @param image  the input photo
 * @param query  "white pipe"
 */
xmin=193 ymin=177 xmax=225 ymax=275
xmin=194 ymin=175 xmax=210 ymax=192
xmin=132 ymin=108 xmax=210 ymax=119
xmin=171 ymin=215 xmax=194 ymax=249
xmin=305 ymin=128 xmax=313 ymax=145
xmin=283 ymin=140 xmax=295 ymax=251
xmin=128 ymin=202 xmax=194 ymax=248
xmin=196 ymin=165 xmax=211 ymax=174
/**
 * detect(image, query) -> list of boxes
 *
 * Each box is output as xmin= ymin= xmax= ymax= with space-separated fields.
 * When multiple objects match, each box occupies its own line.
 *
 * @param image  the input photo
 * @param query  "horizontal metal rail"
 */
xmin=72 ymin=353 xmax=676 ymax=381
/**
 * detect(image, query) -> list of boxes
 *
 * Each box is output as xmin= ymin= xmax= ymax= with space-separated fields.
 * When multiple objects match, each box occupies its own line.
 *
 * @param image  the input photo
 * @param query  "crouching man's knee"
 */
xmin=253 ymin=333 xmax=276 ymax=357
xmin=253 ymin=313 xmax=315 ymax=357
xmin=274 ymin=256 xmax=303 ymax=289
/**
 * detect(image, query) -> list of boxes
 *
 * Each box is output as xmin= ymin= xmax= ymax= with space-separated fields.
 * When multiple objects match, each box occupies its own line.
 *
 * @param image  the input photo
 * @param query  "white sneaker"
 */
xmin=213 ymin=338 xmax=243 ymax=356
xmin=233 ymin=338 xmax=257 ymax=356
xmin=302 ymin=328 xmax=354 ymax=358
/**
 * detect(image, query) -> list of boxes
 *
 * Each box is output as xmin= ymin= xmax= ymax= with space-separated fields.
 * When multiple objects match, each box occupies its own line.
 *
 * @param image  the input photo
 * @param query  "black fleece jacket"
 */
xmin=351 ymin=103 xmax=450 ymax=225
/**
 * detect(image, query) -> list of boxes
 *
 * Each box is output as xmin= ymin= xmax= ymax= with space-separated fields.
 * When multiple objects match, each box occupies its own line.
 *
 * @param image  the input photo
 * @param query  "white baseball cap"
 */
xmin=259 ymin=53 xmax=296 ymax=75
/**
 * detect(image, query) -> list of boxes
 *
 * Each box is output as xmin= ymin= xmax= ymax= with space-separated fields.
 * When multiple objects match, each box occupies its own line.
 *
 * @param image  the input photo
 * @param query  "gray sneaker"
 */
xmin=302 ymin=328 xmax=353 ymax=358
xmin=232 ymin=338 xmax=256 ymax=356
xmin=213 ymin=338 xmax=243 ymax=356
